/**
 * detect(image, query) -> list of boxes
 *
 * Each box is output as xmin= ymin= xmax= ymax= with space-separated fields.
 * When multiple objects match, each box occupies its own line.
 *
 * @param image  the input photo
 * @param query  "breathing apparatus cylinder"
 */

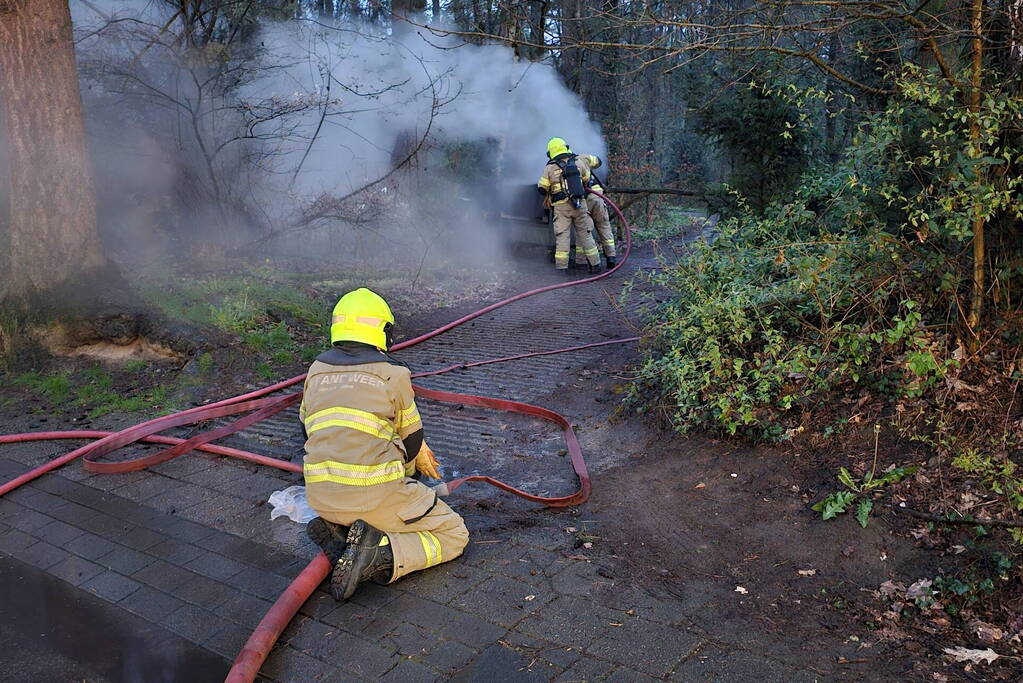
xmin=559 ymin=155 xmax=586 ymax=209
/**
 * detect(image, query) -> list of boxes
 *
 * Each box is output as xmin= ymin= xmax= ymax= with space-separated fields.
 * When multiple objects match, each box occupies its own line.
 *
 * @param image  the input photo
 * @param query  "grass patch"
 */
xmin=12 ymin=365 xmax=180 ymax=419
xmin=634 ymin=205 xmax=706 ymax=241
xmin=197 ymin=352 xmax=214 ymax=376
xmin=255 ymin=363 xmax=276 ymax=380
xmin=243 ymin=321 xmax=294 ymax=353
xmin=122 ymin=359 xmax=148 ymax=373
xmin=14 ymin=371 xmax=73 ymax=403
xmin=140 ymin=273 xmax=324 ymax=335
xmin=140 ymin=272 xmax=325 ymax=378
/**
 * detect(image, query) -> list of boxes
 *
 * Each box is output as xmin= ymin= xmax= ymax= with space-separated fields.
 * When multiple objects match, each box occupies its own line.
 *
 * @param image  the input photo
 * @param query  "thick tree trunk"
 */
xmin=0 ymin=0 xmax=106 ymax=307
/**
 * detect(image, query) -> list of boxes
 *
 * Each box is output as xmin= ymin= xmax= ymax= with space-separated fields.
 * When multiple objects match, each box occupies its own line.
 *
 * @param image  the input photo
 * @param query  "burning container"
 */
xmin=488 ymin=184 xmax=553 ymax=248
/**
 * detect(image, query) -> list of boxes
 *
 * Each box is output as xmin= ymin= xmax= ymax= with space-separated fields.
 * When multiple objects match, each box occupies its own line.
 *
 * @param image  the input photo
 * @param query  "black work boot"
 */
xmin=331 ymin=520 xmax=394 ymax=601
xmin=606 ymin=255 xmax=616 ymax=268
xmin=307 ymin=517 xmax=349 ymax=564
xmin=588 ymin=263 xmax=603 ymax=275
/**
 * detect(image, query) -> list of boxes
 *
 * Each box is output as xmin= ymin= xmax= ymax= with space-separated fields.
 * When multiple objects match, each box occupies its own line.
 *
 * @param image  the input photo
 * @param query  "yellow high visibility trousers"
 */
xmin=319 ymin=478 xmax=468 ymax=582
xmin=553 ymin=203 xmax=598 ymax=269
xmin=585 ymin=194 xmax=616 ymax=258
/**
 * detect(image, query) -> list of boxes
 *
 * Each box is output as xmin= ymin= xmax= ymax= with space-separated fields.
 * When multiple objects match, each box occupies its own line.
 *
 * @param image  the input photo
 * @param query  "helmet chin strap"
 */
xmin=384 ymin=322 xmax=395 ymax=350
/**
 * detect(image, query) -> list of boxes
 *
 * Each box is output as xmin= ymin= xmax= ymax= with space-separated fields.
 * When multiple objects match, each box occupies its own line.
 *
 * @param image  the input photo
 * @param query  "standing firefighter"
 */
xmin=583 ymin=160 xmax=617 ymax=269
xmin=537 ymin=137 xmax=602 ymax=273
xmin=301 ymin=288 xmax=468 ymax=601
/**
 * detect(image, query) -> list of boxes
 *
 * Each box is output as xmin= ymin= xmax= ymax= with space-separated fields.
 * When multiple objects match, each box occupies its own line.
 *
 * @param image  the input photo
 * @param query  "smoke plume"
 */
xmin=69 ymin=2 xmax=606 ymax=266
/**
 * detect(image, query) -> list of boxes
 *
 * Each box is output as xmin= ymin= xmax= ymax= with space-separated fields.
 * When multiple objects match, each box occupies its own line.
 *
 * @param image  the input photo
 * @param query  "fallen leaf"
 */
xmin=880 ymin=580 xmax=906 ymax=598
xmin=609 ymin=622 xmax=623 ymax=627
xmin=730 ymin=473 xmax=738 ymax=478
xmin=907 ymin=579 xmax=933 ymax=600
xmin=945 ymin=377 xmax=984 ymax=395
xmin=797 ymin=569 xmax=817 ymax=577
xmin=582 ymin=542 xmax=593 ymax=549
xmin=969 ymin=620 xmax=1004 ymax=644
xmin=564 ymin=527 xmax=577 ymax=533
xmin=694 ymin=482 xmax=706 ymax=489
xmin=734 ymin=586 xmax=748 ymax=594
xmin=943 ymin=647 xmax=999 ymax=665
xmin=523 ymin=595 xmax=536 ymax=601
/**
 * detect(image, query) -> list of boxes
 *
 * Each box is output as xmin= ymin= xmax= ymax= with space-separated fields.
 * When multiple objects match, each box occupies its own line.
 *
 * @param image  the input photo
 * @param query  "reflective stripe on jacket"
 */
xmin=537 ymin=154 xmax=593 ymax=205
xmin=301 ymin=355 xmax=422 ymax=514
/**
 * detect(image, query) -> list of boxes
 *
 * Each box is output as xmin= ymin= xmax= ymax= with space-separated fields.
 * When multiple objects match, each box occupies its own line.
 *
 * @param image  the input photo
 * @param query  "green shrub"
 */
xmin=630 ymin=68 xmax=1022 ymax=440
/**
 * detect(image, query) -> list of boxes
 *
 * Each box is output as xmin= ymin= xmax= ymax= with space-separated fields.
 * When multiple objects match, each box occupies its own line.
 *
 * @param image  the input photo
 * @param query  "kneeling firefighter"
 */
xmin=537 ymin=137 xmax=602 ymax=273
xmin=301 ymin=288 xmax=469 ymax=601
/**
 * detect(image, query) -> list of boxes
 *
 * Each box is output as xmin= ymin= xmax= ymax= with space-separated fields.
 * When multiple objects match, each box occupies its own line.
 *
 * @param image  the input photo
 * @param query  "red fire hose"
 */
xmin=0 ymin=190 xmax=635 ymax=681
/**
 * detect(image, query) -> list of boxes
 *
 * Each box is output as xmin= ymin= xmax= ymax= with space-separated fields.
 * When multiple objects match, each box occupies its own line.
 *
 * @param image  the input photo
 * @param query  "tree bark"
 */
xmin=967 ymin=0 xmax=986 ymax=330
xmin=0 ymin=0 xmax=106 ymax=308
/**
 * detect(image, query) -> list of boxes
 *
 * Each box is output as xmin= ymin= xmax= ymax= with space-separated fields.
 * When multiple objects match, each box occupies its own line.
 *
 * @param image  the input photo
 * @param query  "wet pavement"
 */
xmin=0 ymin=244 xmax=825 ymax=681
xmin=0 ymin=553 xmax=228 ymax=682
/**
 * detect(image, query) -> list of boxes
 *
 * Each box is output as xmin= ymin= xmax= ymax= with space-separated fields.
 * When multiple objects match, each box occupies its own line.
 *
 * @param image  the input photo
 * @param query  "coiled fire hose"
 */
xmin=0 ymin=190 xmax=635 ymax=681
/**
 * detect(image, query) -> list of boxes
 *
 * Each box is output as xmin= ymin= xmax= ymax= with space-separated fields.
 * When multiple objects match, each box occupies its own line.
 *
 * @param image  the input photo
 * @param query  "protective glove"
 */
xmin=414 ymin=441 xmax=442 ymax=480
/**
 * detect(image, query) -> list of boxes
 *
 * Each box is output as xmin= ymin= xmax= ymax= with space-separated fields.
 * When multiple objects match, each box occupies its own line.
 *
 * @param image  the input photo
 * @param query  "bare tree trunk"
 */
xmin=0 ymin=0 xmax=106 ymax=307
xmin=967 ymin=0 xmax=986 ymax=330
xmin=1013 ymin=0 xmax=1023 ymax=70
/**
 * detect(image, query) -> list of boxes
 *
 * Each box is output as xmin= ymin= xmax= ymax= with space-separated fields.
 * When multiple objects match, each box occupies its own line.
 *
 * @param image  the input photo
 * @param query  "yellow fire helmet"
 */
xmin=546 ymin=137 xmax=570 ymax=159
xmin=329 ymin=287 xmax=395 ymax=350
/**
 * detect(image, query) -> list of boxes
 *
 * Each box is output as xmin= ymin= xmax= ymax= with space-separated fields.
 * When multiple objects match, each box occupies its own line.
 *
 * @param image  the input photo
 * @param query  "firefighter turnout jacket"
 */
xmin=537 ymin=154 xmax=601 ymax=205
xmin=300 ymin=343 xmax=469 ymax=582
xmin=300 ymin=345 xmax=423 ymax=517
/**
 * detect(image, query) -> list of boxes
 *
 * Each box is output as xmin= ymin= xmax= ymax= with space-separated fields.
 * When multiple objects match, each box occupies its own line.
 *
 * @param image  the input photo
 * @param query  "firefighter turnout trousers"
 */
xmin=318 ymin=479 xmax=468 ymax=582
xmin=553 ymin=203 xmax=599 ymax=269
xmin=585 ymin=194 xmax=616 ymax=258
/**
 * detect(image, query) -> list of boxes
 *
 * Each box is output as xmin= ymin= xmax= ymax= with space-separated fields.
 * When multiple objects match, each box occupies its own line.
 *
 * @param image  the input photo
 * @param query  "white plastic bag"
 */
xmin=267 ymin=485 xmax=317 ymax=524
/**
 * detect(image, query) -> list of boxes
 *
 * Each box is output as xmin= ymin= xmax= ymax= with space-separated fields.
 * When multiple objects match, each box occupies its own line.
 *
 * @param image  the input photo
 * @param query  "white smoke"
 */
xmin=68 ymin=3 xmax=607 ymax=262
xmin=246 ymin=19 xmax=607 ymax=193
